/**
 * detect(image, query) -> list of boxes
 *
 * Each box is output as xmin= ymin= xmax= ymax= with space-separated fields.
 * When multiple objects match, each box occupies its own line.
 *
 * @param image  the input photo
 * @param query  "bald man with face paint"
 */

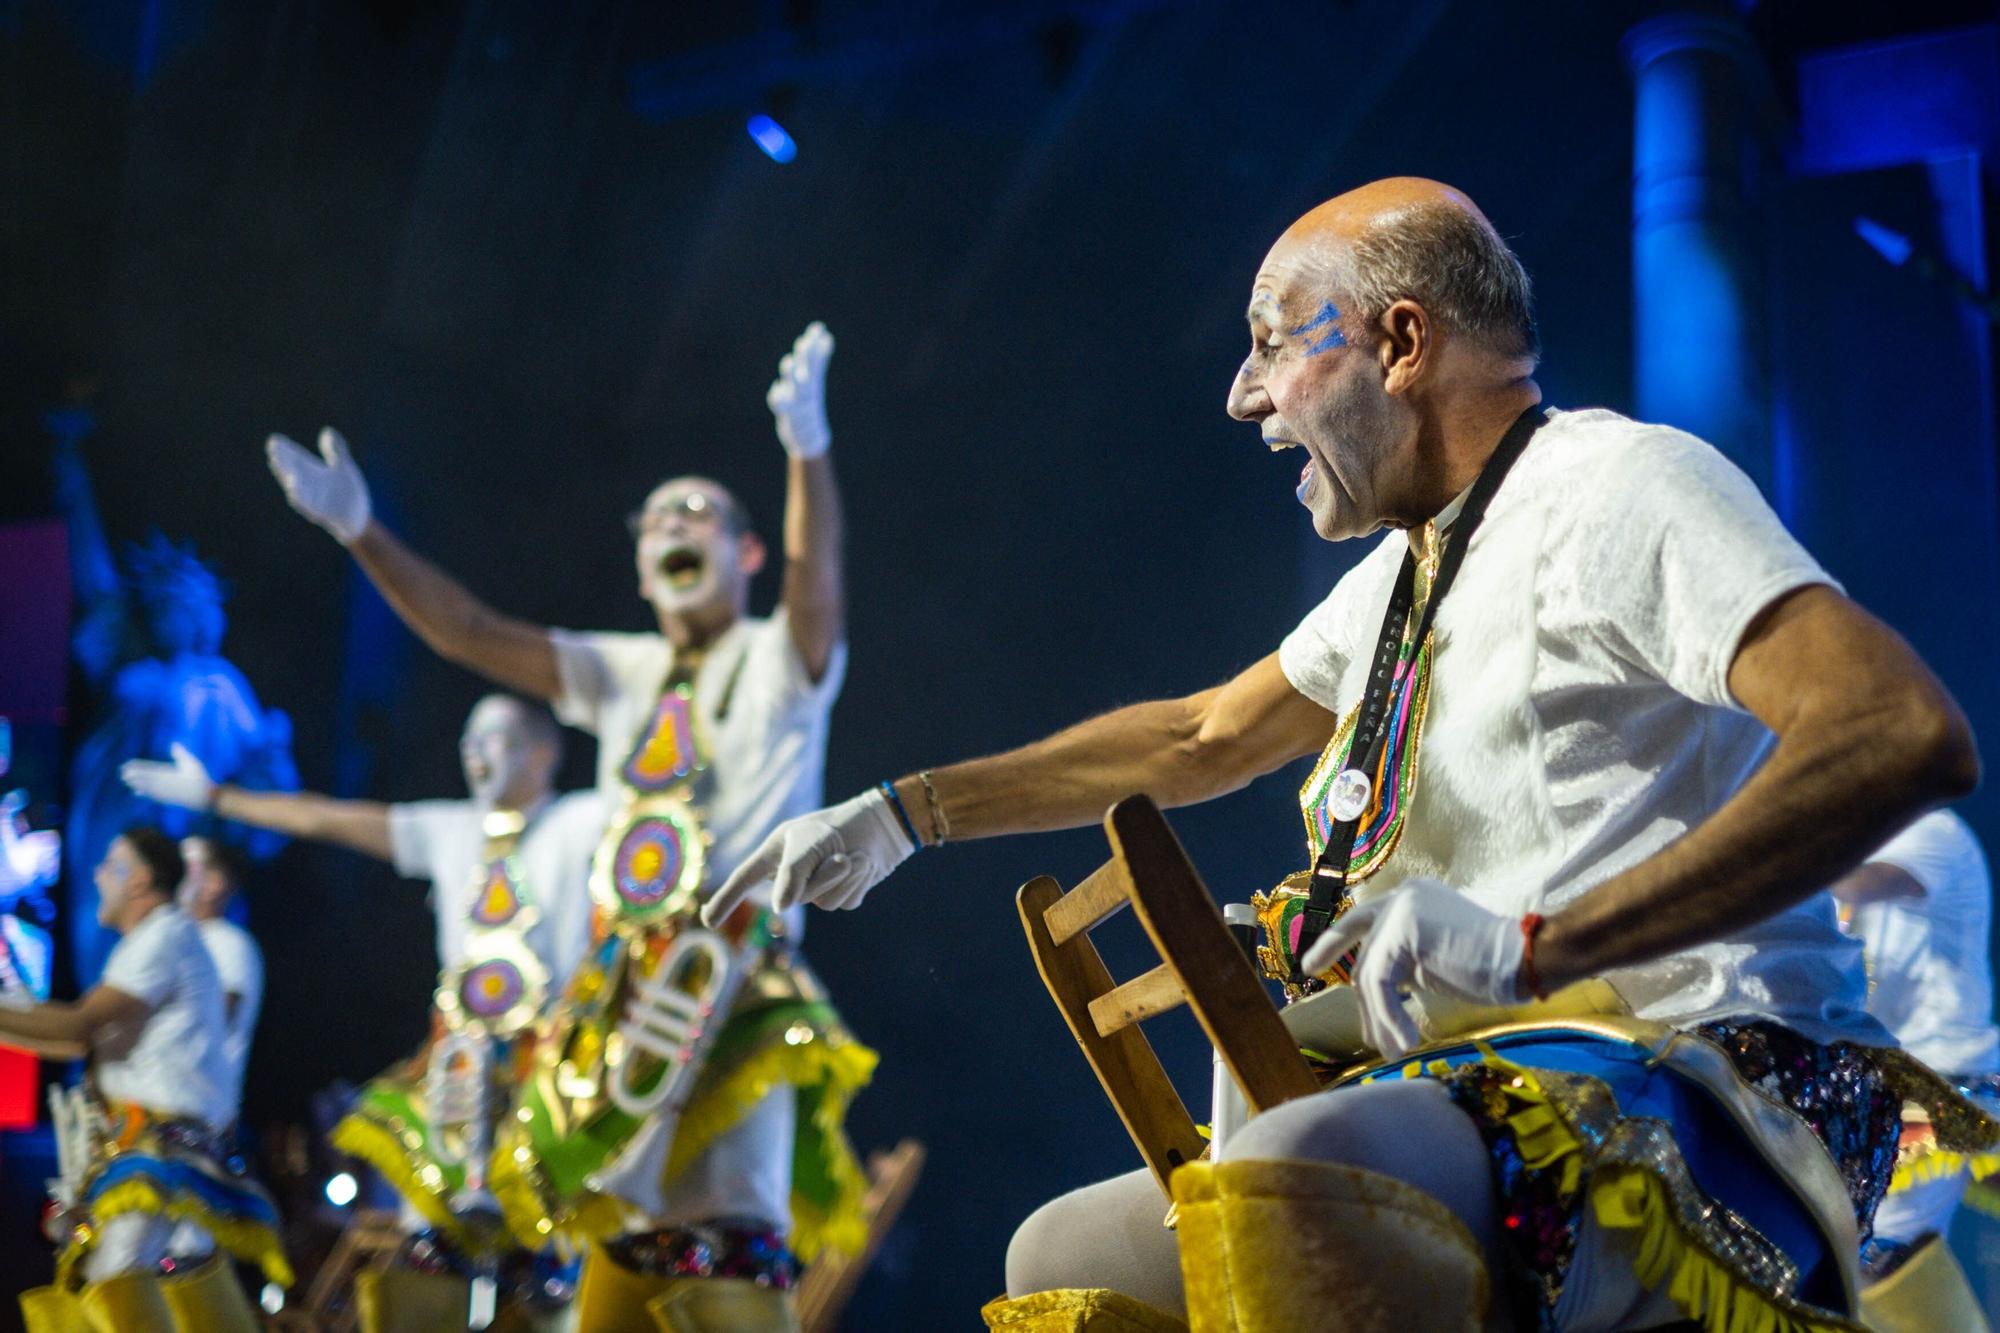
xmin=708 ymin=182 xmax=1987 ymax=1331
xmin=261 ymin=325 xmax=874 ymax=1332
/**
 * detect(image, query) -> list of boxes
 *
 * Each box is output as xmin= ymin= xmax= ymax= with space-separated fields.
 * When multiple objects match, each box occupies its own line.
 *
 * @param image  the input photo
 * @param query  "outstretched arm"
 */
xmin=893 ymin=651 xmax=1333 ymax=844
xmin=704 ymin=651 xmax=1336 ymax=923
xmin=767 ymin=324 xmax=844 ymax=680
xmin=267 ymin=429 xmax=561 ymax=700
xmin=0 ymin=984 xmax=149 ymax=1061
xmin=122 ymin=744 xmax=395 ymax=861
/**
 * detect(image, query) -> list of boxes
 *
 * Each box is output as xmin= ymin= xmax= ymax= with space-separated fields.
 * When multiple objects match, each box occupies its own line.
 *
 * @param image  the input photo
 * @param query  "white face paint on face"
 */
xmin=630 ymin=481 xmax=747 ymax=619
xmin=459 ymin=698 xmax=544 ymax=809
xmin=176 ymin=838 xmax=234 ymax=920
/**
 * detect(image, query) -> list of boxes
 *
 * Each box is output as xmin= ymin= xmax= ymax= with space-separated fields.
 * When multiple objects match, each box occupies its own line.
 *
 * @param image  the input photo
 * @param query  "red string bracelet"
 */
xmin=1520 ymin=912 xmax=1549 ymax=1001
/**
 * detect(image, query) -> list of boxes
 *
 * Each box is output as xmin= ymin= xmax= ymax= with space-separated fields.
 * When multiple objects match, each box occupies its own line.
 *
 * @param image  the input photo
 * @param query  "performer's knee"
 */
xmin=1004 ymin=1191 xmax=1085 ymax=1298
xmin=1003 ymin=1169 xmax=1184 ymax=1312
xmin=1219 ymin=1079 xmax=1504 ymax=1260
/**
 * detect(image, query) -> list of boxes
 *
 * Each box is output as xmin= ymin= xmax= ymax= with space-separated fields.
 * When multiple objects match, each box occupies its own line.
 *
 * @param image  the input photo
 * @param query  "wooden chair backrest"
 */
xmin=797 ymin=1138 xmax=927 ymax=1333
xmin=1017 ymin=795 xmax=1319 ymax=1195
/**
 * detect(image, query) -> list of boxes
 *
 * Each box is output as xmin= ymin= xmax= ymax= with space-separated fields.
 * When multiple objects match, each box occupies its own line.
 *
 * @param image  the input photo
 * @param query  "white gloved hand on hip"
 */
xmin=120 ymin=744 xmax=218 ymax=812
xmin=267 ymin=426 xmax=372 ymax=544
xmin=1299 ymin=877 xmax=1528 ymax=1059
xmin=766 ymin=322 xmax=835 ymax=459
xmin=701 ymin=788 xmax=915 ymax=927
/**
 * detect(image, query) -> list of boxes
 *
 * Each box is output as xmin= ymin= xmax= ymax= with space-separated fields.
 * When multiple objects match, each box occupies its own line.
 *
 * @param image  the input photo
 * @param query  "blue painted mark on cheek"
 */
xmin=1287 ymin=301 xmax=1347 ymax=355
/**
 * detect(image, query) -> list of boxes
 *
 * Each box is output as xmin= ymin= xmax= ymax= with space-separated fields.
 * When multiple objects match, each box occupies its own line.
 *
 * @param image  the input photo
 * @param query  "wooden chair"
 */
xmin=1017 ymin=794 xmax=1319 ymax=1195
xmin=297 ymin=1206 xmax=404 ymax=1332
xmin=797 ymin=1137 xmax=927 ymax=1333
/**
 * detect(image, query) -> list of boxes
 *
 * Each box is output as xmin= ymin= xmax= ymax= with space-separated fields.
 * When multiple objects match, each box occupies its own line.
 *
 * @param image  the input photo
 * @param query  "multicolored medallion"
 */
xmin=469 ymin=859 xmax=526 ymax=928
xmin=590 ymin=795 xmax=708 ymax=929
xmin=436 ymin=932 xmax=549 ymax=1038
xmin=620 ymin=687 xmax=705 ymax=793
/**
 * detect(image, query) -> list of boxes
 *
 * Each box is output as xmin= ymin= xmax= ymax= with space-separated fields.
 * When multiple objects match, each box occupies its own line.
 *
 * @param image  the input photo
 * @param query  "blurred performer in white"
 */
xmin=11 ymin=828 xmax=286 ymax=1333
xmin=125 ymin=696 xmax=597 ymax=1331
xmin=176 ymin=835 xmax=263 ymax=1117
xmin=263 ymin=323 xmax=874 ymax=1331
xmin=1833 ymin=809 xmax=2000 ymax=1277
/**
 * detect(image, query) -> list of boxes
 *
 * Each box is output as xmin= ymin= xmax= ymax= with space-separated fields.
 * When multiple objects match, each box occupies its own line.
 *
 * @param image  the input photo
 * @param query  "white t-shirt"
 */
xmin=1843 ymin=811 xmax=2000 ymax=1075
xmin=196 ymin=917 xmax=263 ymax=1108
xmin=387 ymin=790 xmax=602 ymax=988
xmin=96 ymin=905 xmax=236 ymax=1130
xmin=1279 ymin=407 xmax=1885 ymax=1045
xmin=551 ymin=614 xmax=846 ymax=890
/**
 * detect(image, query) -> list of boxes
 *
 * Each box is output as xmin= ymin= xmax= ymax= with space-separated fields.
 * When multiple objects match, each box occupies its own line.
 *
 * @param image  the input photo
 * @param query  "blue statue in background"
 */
xmin=0 ymin=718 xmax=59 ymax=1003
xmin=49 ymin=409 xmax=299 ymax=984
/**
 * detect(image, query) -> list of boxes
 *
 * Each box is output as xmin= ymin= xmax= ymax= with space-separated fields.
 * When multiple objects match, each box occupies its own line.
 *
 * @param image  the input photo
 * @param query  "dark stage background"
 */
xmin=4 ymin=0 xmax=1999 ymax=1325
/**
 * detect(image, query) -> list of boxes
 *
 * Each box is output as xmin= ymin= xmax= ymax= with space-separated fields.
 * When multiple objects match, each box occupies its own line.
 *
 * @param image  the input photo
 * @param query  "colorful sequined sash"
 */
xmin=1254 ymin=540 xmax=1438 ymax=999
xmin=436 ymin=807 xmax=550 ymax=1038
xmin=1287 ymin=406 xmax=1546 ymax=972
xmin=589 ymin=659 xmax=713 ymax=932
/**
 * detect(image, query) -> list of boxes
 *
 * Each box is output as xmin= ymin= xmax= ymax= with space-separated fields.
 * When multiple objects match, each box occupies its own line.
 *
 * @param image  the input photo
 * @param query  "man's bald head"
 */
xmin=1270 ymin=177 xmax=1538 ymax=364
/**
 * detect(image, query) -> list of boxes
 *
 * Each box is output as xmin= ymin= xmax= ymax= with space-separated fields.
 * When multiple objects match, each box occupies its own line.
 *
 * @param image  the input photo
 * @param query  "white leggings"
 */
xmin=83 ymin=1213 xmax=215 ymax=1282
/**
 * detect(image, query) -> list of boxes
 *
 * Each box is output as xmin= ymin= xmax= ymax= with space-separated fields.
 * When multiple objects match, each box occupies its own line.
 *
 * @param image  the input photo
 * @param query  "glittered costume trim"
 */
xmin=328 ymin=1025 xmax=531 ymax=1256
xmin=491 ymin=991 xmax=876 ymax=1259
xmin=602 ymin=1219 xmax=799 ymax=1286
xmin=1870 ymin=1047 xmax=2000 ymax=1194
xmin=62 ymin=1164 xmax=293 ymax=1289
xmin=1375 ymin=1039 xmax=1872 ymax=1333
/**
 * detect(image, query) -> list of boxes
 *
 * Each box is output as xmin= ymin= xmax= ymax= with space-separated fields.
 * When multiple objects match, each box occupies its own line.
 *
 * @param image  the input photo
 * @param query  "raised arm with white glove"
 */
xmin=1298 ymin=878 xmax=1529 ymax=1060
xmin=120 ymin=744 xmax=217 ymax=812
xmin=701 ymin=789 xmax=916 ymax=927
xmin=266 ymin=426 xmax=372 ymax=545
xmin=767 ymin=321 xmax=834 ymax=459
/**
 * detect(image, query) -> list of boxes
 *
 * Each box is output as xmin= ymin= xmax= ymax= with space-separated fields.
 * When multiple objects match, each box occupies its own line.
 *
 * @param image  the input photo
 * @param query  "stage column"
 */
xmin=1623 ymin=11 xmax=1780 ymax=491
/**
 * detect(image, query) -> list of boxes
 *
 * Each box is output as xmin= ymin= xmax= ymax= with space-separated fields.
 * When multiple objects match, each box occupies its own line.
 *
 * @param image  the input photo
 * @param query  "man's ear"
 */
xmin=1379 ymin=298 xmax=1432 ymax=395
xmin=738 ymin=532 xmax=768 ymax=578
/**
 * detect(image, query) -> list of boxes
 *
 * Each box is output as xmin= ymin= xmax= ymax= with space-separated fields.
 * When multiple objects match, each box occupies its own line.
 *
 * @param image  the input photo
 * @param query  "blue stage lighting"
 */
xmin=1854 ymin=217 xmax=1913 ymax=268
xmin=747 ymin=115 xmax=797 ymax=163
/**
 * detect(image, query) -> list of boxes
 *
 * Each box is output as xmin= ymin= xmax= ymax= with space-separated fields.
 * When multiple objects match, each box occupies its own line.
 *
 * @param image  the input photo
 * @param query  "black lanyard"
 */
xmin=1294 ymin=406 xmax=1547 ymax=960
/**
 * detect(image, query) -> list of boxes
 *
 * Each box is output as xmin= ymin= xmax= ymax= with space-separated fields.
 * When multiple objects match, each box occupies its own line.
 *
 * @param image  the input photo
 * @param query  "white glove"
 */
xmin=701 ymin=788 xmax=915 ymax=927
xmin=1299 ymin=878 xmax=1527 ymax=1059
xmin=120 ymin=743 xmax=217 ymax=812
xmin=766 ymin=322 xmax=834 ymax=459
xmin=267 ymin=427 xmax=372 ymax=544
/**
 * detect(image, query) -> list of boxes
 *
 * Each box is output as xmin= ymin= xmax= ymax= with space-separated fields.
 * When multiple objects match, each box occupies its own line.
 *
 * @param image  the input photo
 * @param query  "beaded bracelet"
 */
xmin=878 ymin=780 xmax=923 ymax=851
xmin=916 ymin=770 xmax=950 ymax=847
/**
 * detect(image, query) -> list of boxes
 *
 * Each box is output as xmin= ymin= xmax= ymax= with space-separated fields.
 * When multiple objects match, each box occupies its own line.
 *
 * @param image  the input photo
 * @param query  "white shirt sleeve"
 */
xmin=387 ymin=801 xmax=464 ymax=881
xmin=1278 ymin=537 xmax=1400 ymax=712
xmin=751 ymin=612 xmax=847 ymax=716
xmin=550 ymin=630 xmax=664 ymax=735
xmin=1562 ymin=427 xmax=1835 ymax=709
xmin=204 ymin=924 xmax=262 ymax=1002
xmin=1868 ymin=810 xmax=1985 ymax=897
xmin=100 ymin=919 xmax=173 ymax=1008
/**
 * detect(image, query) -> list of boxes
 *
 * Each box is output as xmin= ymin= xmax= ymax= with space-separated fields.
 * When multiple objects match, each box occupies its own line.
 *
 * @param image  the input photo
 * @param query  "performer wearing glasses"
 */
xmin=264 ymin=323 xmax=873 ymax=1331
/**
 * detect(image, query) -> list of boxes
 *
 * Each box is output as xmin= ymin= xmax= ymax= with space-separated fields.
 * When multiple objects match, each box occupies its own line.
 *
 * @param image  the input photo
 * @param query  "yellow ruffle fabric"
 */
xmin=662 ymin=1027 xmax=877 ymax=1261
xmin=65 ymin=1176 xmax=294 ymax=1290
xmin=1459 ymin=1049 xmax=1865 ymax=1333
